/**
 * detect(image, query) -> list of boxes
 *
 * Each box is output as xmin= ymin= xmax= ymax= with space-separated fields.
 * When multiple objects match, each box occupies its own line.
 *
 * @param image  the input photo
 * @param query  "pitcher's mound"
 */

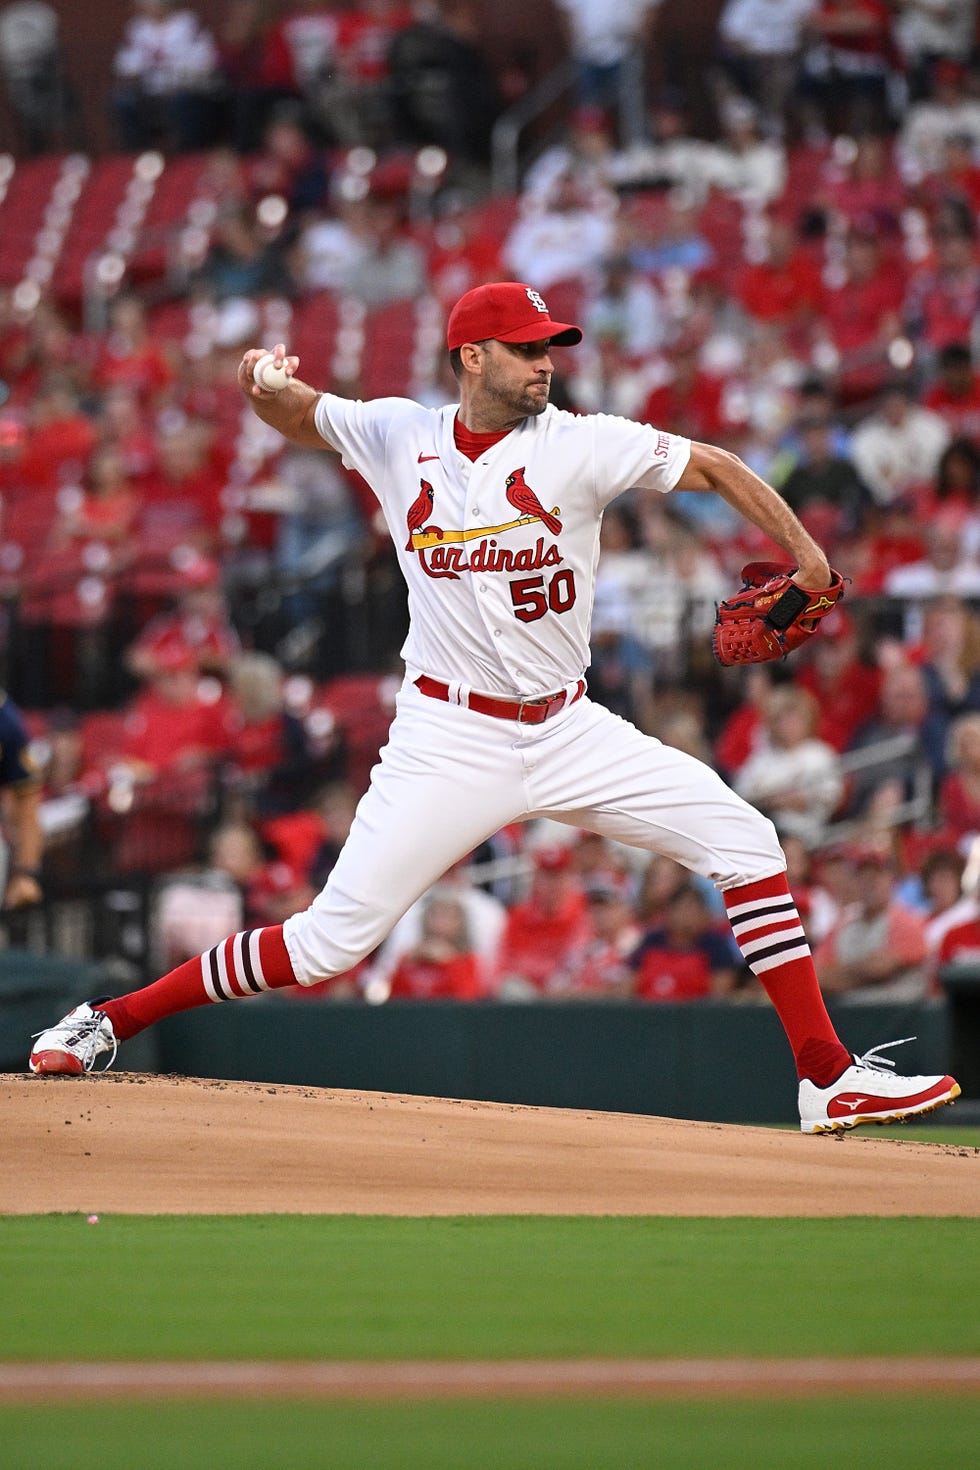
xmin=2 ymin=1073 xmax=977 ymax=1216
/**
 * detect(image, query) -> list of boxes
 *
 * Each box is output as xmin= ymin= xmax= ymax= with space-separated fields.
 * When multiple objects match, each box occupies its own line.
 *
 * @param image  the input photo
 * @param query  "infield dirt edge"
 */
xmin=2 ymin=1073 xmax=978 ymax=1216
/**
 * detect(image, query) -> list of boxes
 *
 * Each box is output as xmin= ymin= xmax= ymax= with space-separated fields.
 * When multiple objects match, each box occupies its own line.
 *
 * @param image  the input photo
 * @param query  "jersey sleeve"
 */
xmin=591 ymin=413 xmax=691 ymax=509
xmin=312 ymin=393 xmax=419 ymax=491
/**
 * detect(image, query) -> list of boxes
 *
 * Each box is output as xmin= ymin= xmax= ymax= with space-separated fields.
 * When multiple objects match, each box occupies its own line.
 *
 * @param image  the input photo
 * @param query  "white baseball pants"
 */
xmin=283 ymin=678 xmax=785 ymax=985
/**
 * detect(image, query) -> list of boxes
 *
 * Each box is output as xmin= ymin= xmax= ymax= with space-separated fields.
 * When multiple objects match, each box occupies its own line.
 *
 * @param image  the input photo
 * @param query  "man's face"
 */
xmin=475 ymin=339 xmax=554 ymax=421
xmin=857 ymin=863 xmax=893 ymax=915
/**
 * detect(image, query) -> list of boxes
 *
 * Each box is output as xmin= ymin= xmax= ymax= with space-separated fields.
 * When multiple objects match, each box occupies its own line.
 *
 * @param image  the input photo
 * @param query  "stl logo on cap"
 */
xmin=446 ymin=281 xmax=583 ymax=350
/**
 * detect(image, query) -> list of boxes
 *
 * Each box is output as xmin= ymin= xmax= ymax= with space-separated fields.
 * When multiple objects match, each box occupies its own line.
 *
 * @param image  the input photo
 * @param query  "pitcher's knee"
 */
xmin=283 ymin=901 xmax=389 ymax=987
xmin=711 ymin=810 xmax=786 ymax=891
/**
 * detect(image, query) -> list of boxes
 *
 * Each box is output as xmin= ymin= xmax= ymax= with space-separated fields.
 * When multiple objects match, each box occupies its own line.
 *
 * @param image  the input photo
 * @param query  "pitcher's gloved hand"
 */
xmin=711 ymin=562 xmax=846 ymax=665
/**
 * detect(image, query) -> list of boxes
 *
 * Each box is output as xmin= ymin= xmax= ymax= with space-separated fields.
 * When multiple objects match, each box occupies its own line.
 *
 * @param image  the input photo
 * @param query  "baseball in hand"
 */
xmin=253 ymin=352 xmax=291 ymax=392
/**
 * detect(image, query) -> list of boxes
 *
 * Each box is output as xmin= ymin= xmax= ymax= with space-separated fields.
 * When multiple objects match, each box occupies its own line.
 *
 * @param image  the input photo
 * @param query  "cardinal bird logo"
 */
xmin=504 ymin=467 xmax=563 ymax=536
xmin=405 ymin=479 xmax=443 ymax=551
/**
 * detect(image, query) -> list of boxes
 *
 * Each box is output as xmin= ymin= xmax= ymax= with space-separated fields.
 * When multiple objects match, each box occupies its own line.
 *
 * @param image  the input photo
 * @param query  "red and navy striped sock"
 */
xmin=723 ymin=874 xmax=850 ymax=1085
xmin=99 ymin=926 xmax=298 ymax=1041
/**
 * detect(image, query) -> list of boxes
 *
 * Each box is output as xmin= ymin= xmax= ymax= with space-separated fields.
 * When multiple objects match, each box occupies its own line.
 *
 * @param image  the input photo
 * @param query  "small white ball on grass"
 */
xmin=253 ymin=352 xmax=291 ymax=392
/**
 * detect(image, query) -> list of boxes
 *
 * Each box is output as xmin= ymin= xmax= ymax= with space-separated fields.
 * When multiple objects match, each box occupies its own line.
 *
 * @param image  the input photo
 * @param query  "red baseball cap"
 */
xmin=446 ymin=282 xmax=583 ymax=351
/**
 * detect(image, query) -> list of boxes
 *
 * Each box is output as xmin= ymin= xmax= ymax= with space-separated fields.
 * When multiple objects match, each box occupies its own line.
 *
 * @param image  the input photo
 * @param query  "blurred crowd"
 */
xmin=4 ymin=1 xmax=980 ymax=1003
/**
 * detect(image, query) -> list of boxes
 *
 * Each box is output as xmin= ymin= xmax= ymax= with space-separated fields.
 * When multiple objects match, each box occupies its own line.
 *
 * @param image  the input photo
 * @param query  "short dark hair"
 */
xmin=449 ymin=339 xmax=491 ymax=380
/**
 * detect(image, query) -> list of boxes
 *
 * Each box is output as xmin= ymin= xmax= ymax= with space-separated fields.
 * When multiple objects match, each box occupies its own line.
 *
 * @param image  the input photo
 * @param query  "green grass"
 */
xmin=769 ymin=1123 xmax=980 ymax=1146
xmin=867 ymin=1123 xmax=980 ymax=1147
xmin=0 ymin=1397 xmax=978 ymax=1470
xmin=2 ymin=1217 xmax=977 ymax=1361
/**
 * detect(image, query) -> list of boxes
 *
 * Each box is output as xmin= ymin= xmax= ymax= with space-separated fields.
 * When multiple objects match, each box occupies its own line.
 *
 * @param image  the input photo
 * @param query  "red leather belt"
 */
xmin=414 ymin=675 xmax=586 ymax=724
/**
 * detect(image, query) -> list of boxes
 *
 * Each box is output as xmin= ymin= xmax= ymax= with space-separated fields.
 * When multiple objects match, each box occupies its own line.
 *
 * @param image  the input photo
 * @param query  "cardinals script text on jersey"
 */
xmin=313 ymin=394 xmax=690 ymax=697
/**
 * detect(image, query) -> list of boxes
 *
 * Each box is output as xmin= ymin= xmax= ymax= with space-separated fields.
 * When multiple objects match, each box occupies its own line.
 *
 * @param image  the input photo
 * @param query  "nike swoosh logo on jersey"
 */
xmin=417 ymin=453 xmax=440 ymax=463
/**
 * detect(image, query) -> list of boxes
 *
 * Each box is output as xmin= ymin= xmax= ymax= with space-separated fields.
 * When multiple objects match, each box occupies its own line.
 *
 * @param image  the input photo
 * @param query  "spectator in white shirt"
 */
xmin=849 ymin=379 xmax=951 ymax=507
xmin=734 ymin=685 xmax=844 ymax=847
xmin=111 ymin=0 xmax=220 ymax=152
xmin=884 ymin=516 xmax=980 ymax=600
xmin=705 ymin=94 xmax=787 ymax=207
xmin=554 ymin=0 xmax=662 ymax=142
xmin=715 ymin=0 xmax=818 ymax=137
xmin=502 ymin=172 xmax=617 ymax=291
xmin=891 ymin=0 xmax=978 ymax=100
xmin=899 ymin=57 xmax=980 ymax=176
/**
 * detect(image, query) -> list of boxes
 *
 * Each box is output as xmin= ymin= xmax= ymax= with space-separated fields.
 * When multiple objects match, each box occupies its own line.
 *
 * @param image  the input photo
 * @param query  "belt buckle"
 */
xmin=517 ymin=696 xmax=549 ymax=724
xmin=518 ymin=692 xmax=563 ymax=724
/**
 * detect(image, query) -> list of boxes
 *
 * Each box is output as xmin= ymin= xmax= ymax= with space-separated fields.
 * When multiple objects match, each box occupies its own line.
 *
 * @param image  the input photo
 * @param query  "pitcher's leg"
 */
xmin=284 ymin=710 xmax=525 ymax=983
xmin=527 ymin=698 xmax=785 ymax=887
xmin=31 ymin=693 xmax=526 ymax=1068
xmin=529 ymin=700 xmax=850 ymax=1083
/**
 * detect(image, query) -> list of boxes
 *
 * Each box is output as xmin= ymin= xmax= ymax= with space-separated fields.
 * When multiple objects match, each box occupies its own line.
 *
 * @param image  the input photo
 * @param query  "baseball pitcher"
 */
xmin=29 ymin=281 xmax=959 ymax=1132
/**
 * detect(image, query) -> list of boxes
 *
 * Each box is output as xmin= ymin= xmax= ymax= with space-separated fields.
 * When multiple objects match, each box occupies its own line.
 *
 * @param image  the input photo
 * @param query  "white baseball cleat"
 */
xmin=799 ymin=1038 xmax=960 ymax=1134
xmin=29 ymin=1000 xmax=118 ymax=1076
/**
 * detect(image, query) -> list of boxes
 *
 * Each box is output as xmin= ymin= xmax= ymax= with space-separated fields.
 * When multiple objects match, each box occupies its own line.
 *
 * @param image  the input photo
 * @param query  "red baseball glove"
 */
xmin=711 ymin=562 xmax=846 ymax=666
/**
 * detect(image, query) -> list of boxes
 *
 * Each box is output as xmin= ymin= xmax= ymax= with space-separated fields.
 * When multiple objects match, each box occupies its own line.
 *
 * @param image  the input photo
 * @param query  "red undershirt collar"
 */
xmin=453 ymin=417 xmax=510 ymax=462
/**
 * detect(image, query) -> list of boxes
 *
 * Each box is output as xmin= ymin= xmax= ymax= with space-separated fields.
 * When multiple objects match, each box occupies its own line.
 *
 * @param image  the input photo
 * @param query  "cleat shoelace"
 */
xmin=851 ymin=1037 xmax=916 ymax=1074
xmin=31 ymin=1012 xmax=118 ymax=1073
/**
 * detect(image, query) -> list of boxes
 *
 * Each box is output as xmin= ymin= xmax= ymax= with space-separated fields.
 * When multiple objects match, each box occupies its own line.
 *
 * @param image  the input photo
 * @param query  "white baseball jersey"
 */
xmin=282 ymin=394 xmax=783 ymax=990
xmin=313 ymin=394 xmax=691 ymax=697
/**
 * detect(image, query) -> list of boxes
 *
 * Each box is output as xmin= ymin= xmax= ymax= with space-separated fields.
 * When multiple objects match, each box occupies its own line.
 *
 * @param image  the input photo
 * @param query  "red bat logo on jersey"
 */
xmin=504 ymin=468 xmax=563 ymax=536
xmin=404 ymin=479 xmax=443 ymax=552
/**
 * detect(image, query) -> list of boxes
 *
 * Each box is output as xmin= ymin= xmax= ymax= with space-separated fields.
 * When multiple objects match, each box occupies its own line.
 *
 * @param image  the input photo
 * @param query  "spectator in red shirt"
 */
xmin=94 ymin=383 xmax=158 ymax=483
xmin=713 ymin=665 xmax=775 ymax=780
xmin=47 ymin=443 xmax=138 ymax=558
xmin=126 ymin=554 xmax=241 ymax=680
xmin=630 ymin=881 xmax=740 ymax=1001
xmin=550 ymin=872 xmax=641 ymax=997
xmin=256 ymin=0 xmax=341 ymax=107
xmin=91 ymin=294 xmax=175 ymax=406
xmin=923 ymin=343 xmax=980 ymax=442
xmin=1 ymin=301 xmax=88 ymax=410
xmin=225 ymin=652 xmax=319 ymax=816
xmin=19 ymin=378 xmax=98 ymax=492
xmin=906 ymin=201 xmax=980 ymax=356
xmin=135 ymin=421 xmax=231 ymax=557
xmin=925 ymin=440 xmax=980 ymax=544
xmin=386 ymin=891 xmax=484 ymax=1000
xmin=818 ymin=221 xmax=905 ymax=403
xmin=338 ymin=0 xmax=413 ymax=80
xmin=732 ymin=214 xmax=822 ymax=335
xmin=920 ymin=132 xmax=980 ymax=217
xmin=796 ymin=606 xmax=883 ymax=752
xmin=640 ymin=337 xmax=728 ymax=446
xmin=490 ymin=844 xmax=589 ymax=997
xmin=120 ymin=646 xmax=238 ymax=779
xmin=427 ymin=196 xmax=505 ymax=306
xmin=920 ymin=847 xmax=980 ymax=964
xmin=937 ymin=911 xmax=980 ymax=968
xmin=814 ymin=131 xmax=905 ymax=234
xmin=842 ymin=492 xmax=926 ymax=595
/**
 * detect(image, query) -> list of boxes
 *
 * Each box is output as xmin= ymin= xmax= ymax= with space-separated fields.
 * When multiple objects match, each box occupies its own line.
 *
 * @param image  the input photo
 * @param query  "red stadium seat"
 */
xmin=0 ymin=155 xmax=70 ymax=286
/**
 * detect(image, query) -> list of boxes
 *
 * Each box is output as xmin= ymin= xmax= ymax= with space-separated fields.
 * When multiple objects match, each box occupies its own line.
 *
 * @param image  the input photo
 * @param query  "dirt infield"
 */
xmin=2 ymin=1358 xmax=980 ymax=1402
xmin=2 ymin=1073 xmax=977 ymax=1216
